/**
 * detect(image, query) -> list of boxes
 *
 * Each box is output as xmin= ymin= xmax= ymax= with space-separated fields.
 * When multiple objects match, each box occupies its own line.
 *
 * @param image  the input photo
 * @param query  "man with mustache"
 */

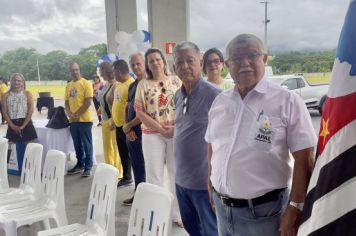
xmin=205 ymin=34 xmax=317 ymax=236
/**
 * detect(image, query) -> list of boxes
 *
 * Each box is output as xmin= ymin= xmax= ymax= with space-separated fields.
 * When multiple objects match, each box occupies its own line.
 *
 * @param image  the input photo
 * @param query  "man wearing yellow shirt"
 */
xmin=112 ymin=60 xmax=135 ymax=187
xmin=65 ymin=63 xmax=94 ymax=177
xmin=0 ymin=76 xmax=8 ymax=124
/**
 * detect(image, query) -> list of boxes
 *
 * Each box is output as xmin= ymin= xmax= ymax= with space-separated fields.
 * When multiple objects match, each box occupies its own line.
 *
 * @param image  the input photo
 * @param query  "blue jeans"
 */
xmin=69 ymin=122 xmax=93 ymax=171
xmin=126 ymin=127 xmax=145 ymax=189
xmin=176 ymin=184 xmax=218 ymax=236
xmin=213 ymin=189 xmax=288 ymax=236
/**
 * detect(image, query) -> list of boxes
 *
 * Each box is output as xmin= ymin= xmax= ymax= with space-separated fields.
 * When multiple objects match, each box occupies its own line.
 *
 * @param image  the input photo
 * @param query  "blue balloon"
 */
xmin=96 ymin=54 xmax=119 ymax=67
xmin=143 ymin=30 xmax=150 ymax=42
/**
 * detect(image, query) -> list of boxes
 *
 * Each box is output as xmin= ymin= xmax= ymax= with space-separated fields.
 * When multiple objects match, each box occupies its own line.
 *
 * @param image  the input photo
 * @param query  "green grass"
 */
xmin=304 ymin=73 xmax=331 ymax=84
xmin=27 ymin=84 xmax=66 ymax=99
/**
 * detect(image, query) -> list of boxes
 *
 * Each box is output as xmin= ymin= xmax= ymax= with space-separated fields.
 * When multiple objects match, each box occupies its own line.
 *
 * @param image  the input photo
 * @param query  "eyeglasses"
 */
xmin=207 ymin=59 xmax=222 ymax=66
xmin=183 ymin=97 xmax=188 ymax=115
xmin=228 ymin=53 xmax=263 ymax=65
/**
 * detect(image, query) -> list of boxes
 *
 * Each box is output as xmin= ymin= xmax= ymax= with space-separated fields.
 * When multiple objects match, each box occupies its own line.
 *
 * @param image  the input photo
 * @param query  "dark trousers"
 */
xmin=126 ymin=127 xmax=145 ymax=189
xmin=116 ymin=126 xmax=132 ymax=180
xmin=69 ymin=122 xmax=93 ymax=171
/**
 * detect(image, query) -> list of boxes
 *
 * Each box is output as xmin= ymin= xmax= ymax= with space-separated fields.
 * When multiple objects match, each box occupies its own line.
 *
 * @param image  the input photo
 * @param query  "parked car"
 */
xmin=268 ymin=75 xmax=329 ymax=115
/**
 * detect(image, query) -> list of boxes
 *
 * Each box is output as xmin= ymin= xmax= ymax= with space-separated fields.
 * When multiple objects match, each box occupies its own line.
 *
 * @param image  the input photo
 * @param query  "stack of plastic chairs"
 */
xmin=127 ymin=183 xmax=174 ymax=236
xmin=37 ymin=163 xmax=119 ymax=236
xmin=0 ymin=143 xmax=43 ymax=204
xmin=0 ymin=137 xmax=9 ymax=192
xmin=0 ymin=149 xmax=67 ymax=236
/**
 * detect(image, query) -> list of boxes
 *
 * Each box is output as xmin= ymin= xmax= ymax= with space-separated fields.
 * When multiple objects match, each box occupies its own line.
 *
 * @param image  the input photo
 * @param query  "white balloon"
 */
xmin=115 ymin=31 xmax=131 ymax=45
xmin=119 ymin=52 xmax=130 ymax=62
xmin=137 ymin=42 xmax=151 ymax=53
xmin=126 ymin=42 xmax=138 ymax=56
xmin=131 ymin=30 xmax=145 ymax=43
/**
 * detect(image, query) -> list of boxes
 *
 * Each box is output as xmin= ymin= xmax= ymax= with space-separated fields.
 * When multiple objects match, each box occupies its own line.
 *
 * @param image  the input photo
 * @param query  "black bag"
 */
xmin=46 ymin=106 xmax=70 ymax=129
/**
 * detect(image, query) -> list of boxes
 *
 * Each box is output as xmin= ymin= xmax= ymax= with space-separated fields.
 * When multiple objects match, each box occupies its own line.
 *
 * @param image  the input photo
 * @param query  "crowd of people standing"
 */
xmin=1 ymin=33 xmax=317 ymax=236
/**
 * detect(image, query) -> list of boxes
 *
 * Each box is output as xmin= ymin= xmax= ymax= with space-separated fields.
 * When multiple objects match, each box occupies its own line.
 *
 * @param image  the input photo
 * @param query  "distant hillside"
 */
xmin=268 ymin=49 xmax=336 ymax=74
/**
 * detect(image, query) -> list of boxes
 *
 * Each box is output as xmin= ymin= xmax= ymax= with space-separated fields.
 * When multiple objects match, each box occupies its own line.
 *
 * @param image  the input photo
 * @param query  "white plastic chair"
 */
xmin=127 ymin=183 xmax=174 ymax=236
xmin=37 ymin=163 xmax=119 ymax=236
xmin=0 ymin=149 xmax=68 ymax=236
xmin=0 ymin=138 xmax=9 ymax=191
xmin=0 ymin=143 xmax=43 ymax=203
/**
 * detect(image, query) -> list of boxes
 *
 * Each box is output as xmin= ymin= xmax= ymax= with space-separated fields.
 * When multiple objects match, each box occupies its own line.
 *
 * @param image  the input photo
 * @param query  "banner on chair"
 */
xmin=7 ymin=142 xmax=26 ymax=176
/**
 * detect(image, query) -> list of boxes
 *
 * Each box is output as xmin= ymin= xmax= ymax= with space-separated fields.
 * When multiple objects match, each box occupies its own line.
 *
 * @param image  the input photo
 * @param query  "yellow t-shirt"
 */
xmin=112 ymin=77 xmax=135 ymax=127
xmin=65 ymin=77 xmax=93 ymax=122
xmin=134 ymin=75 xmax=182 ymax=134
xmin=0 ymin=83 xmax=8 ymax=101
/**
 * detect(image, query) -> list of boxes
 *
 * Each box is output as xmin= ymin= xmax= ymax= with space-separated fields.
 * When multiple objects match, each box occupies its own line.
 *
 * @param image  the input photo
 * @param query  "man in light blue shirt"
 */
xmin=173 ymin=41 xmax=221 ymax=236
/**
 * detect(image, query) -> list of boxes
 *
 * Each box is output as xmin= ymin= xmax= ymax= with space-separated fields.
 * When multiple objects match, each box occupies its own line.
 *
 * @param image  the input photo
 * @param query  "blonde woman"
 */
xmin=135 ymin=48 xmax=183 ymax=227
xmin=2 ymin=73 xmax=37 ymax=143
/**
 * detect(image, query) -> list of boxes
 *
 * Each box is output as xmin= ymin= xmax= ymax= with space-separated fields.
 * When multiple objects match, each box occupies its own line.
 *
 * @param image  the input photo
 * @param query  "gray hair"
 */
xmin=226 ymin=34 xmax=265 ymax=59
xmin=173 ymin=41 xmax=200 ymax=57
xmin=129 ymin=52 xmax=144 ymax=62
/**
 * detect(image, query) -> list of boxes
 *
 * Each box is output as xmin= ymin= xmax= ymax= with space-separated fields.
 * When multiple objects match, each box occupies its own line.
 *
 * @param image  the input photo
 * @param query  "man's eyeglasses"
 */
xmin=228 ymin=53 xmax=263 ymax=65
xmin=183 ymin=97 xmax=188 ymax=115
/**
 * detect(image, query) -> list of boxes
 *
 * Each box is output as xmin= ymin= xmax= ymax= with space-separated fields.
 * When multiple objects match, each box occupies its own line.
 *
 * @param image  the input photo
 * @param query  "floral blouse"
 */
xmin=134 ymin=75 xmax=182 ymax=134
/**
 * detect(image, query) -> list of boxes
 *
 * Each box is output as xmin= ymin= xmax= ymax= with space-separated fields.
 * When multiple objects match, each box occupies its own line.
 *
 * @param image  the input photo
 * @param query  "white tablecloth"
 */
xmin=33 ymin=120 xmax=97 ymax=169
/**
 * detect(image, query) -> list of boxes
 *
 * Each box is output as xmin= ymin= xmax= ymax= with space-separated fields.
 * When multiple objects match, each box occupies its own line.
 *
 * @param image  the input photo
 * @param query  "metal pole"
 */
xmin=260 ymin=1 xmax=270 ymax=53
xmin=37 ymin=57 xmax=41 ymax=85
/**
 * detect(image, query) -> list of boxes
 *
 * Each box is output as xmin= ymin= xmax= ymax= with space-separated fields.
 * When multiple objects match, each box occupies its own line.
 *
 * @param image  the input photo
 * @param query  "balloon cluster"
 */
xmin=95 ymin=54 xmax=120 ymax=77
xmin=115 ymin=30 xmax=151 ymax=62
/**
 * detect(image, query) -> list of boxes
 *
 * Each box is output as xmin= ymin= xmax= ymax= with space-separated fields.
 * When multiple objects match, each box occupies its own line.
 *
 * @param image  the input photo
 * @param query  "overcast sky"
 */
xmin=0 ymin=0 xmax=350 ymax=55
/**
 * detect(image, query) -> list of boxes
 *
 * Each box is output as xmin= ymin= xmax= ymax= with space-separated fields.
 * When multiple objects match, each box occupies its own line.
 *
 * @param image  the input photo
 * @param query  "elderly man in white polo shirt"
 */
xmin=205 ymin=33 xmax=317 ymax=236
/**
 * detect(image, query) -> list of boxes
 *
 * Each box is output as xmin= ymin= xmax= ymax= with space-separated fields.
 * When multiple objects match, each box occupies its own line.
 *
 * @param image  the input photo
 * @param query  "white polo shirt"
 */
xmin=205 ymin=76 xmax=317 ymax=199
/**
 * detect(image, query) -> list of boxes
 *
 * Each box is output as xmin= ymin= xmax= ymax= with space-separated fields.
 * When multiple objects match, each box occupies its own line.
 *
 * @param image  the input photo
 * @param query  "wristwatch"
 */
xmin=289 ymin=201 xmax=304 ymax=211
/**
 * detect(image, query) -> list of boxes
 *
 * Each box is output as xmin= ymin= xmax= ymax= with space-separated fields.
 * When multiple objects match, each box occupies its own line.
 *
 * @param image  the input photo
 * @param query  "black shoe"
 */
xmin=67 ymin=165 xmax=84 ymax=175
xmin=117 ymin=178 xmax=133 ymax=188
xmin=122 ymin=196 xmax=134 ymax=206
xmin=82 ymin=170 xmax=91 ymax=177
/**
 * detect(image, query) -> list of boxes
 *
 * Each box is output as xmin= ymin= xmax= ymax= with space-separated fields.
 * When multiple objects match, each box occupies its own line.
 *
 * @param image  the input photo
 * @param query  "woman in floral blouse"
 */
xmin=135 ymin=48 xmax=182 ymax=226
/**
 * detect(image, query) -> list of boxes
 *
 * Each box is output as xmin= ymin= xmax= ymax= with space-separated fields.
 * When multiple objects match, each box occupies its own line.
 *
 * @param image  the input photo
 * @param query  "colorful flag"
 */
xmin=298 ymin=1 xmax=356 ymax=235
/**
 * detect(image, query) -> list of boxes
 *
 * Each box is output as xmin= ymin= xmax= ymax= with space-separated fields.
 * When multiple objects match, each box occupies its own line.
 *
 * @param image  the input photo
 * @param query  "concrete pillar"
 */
xmin=105 ymin=0 xmax=139 ymax=54
xmin=147 ymin=0 xmax=190 ymax=65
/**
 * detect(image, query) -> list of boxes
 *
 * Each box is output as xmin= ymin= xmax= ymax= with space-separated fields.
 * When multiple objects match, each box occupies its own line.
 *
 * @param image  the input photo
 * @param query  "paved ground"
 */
xmin=0 ymin=100 xmax=187 ymax=236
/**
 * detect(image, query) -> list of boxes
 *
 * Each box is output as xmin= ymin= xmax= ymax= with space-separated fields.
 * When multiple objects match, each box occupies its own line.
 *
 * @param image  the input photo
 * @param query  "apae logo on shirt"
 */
xmin=255 ymin=116 xmax=272 ymax=143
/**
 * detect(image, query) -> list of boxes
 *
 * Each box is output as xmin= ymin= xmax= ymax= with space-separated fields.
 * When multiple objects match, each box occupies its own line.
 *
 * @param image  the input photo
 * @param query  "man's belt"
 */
xmin=214 ymin=188 xmax=286 ymax=208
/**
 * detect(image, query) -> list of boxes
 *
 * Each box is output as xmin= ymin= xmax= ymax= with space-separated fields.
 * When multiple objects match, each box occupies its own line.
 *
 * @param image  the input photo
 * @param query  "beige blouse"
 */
xmin=134 ymin=75 xmax=182 ymax=134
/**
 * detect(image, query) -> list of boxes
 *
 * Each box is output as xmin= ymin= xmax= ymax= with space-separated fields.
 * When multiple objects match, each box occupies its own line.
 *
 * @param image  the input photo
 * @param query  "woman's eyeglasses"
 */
xmin=206 ymin=59 xmax=222 ymax=66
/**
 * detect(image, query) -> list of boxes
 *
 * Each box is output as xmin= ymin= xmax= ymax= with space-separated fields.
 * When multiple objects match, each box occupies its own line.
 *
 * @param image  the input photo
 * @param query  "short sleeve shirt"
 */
xmin=112 ymin=77 xmax=135 ymax=127
xmin=65 ymin=77 xmax=93 ymax=122
xmin=174 ymin=79 xmax=221 ymax=190
xmin=205 ymin=77 xmax=317 ymax=199
xmin=134 ymin=75 xmax=182 ymax=134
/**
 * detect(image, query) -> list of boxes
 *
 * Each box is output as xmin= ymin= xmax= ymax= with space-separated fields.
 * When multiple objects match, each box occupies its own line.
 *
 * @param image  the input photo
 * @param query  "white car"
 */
xmin=268 ymin=75 xmax=329 ymax=115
